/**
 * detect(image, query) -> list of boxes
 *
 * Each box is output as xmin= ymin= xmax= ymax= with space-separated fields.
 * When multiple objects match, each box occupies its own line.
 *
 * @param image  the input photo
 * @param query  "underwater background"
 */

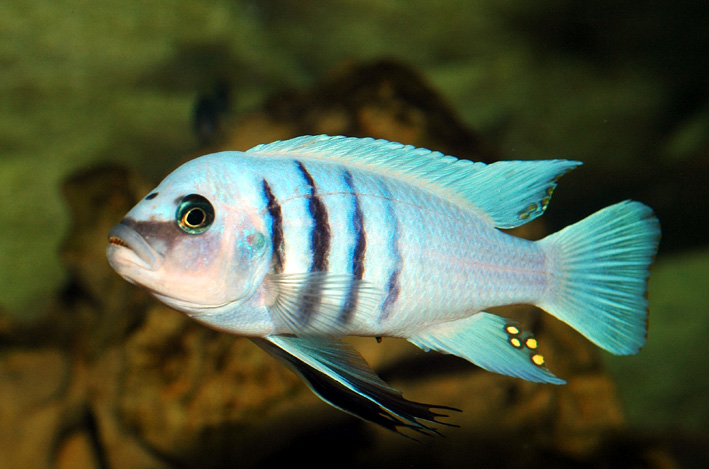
xmin=1 ymin=1 xmax=707 ymax=467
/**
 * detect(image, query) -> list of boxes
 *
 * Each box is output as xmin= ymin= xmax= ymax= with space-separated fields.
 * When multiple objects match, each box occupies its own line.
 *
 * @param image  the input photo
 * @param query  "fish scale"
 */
xmin=375 ymin=180 xmax=547 ymax=333
xmin=106 ymin=134 xmax=660 ymax=437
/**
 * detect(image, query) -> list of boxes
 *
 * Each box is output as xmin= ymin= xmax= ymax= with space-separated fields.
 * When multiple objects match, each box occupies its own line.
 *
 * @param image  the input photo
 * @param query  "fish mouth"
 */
xmin=107 ymin=222 xmax=162 ymax=271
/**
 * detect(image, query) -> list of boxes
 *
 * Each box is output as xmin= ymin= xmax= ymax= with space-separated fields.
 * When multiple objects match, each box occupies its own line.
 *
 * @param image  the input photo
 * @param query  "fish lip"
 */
xmin=107 ymin=222 xmax=162 ymax=271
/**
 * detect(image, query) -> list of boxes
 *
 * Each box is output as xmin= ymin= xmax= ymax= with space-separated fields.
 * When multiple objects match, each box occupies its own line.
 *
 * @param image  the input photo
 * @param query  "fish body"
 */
xmin=107 ymin=135 xmax=660 ymax=436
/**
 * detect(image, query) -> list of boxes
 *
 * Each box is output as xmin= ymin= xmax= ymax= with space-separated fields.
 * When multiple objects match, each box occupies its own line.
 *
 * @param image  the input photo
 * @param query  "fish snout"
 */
xmin=107 ymin=222 xmax=162 ymax=271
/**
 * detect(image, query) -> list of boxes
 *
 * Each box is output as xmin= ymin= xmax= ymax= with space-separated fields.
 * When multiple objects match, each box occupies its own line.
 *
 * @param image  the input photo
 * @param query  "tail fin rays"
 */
xmin=537 ymin=200 xmax=660 ymax=355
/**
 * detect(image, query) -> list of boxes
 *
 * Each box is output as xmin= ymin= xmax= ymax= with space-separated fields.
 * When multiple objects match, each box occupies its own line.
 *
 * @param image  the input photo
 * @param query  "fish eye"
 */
xmin=176 ymin=194 xmax=215 ymax=234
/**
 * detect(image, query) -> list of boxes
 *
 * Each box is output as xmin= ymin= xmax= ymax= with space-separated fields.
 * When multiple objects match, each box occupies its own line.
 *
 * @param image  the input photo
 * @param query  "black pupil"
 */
xmin=185 ymin=208 xmax=205 ymax=227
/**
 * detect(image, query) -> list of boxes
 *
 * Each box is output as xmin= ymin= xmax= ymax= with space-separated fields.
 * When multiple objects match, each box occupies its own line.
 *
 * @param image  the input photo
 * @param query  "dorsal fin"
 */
xmin=247 ymin=135 xmax=581 ymax=228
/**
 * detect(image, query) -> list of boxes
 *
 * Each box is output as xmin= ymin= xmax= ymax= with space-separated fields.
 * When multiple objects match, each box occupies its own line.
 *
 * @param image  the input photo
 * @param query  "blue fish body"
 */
xmin=107 ymin=135 xmax=660 ymax=436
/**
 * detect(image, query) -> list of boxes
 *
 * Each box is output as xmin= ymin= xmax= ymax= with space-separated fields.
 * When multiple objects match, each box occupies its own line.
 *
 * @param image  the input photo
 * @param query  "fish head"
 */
xmin=106 ymin=155 xmax=271 ymax=316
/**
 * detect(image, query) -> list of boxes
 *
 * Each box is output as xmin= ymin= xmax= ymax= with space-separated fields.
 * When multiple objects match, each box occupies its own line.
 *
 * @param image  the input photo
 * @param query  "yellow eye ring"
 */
xmin=176 ymin=194 xmax=214 ymax=234
xmin=182 ymin=207 xmax=206 ymax=229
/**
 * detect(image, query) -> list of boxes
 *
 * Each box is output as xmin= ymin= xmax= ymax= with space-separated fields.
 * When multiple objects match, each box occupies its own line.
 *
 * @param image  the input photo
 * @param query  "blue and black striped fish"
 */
xmin=107 ymin=135 xmax=660 ymax=436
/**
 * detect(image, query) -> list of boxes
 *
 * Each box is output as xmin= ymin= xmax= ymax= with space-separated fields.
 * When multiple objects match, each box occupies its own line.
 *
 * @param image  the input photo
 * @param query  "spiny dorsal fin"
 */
xmin=247 ymin=135 xmax=581 ymax=228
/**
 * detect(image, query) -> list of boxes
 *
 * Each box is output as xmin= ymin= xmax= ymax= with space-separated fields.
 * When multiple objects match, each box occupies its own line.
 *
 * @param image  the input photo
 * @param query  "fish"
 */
xmin=106 ymin=135 xmax=661 ymax=437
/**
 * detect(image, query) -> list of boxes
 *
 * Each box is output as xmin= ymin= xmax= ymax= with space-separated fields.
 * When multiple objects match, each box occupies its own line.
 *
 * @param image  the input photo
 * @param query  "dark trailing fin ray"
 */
xmin=251 ymin=336 xmax=458 ymax=438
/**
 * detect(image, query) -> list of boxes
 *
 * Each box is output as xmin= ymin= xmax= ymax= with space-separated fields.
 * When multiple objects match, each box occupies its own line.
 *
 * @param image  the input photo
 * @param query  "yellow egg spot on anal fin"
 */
xmin=531 ymin=354 xmax=545 ymax=366
xmin=510 ymin=338 xmax=522 ymax=348
xmin=505 ymin=325 xmax=520 ymax=335
xmin=525 ymin=338 xmax=538 ymax=349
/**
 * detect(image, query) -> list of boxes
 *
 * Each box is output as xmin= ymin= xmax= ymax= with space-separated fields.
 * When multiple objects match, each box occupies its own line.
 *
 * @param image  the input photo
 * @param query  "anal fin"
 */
xmin=408 ymin=312 xmax=565 ymax=384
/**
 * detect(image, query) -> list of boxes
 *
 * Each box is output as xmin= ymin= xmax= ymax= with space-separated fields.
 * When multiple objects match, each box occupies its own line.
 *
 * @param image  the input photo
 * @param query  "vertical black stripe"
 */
xmin=339 ymin=170 xmax=366 ymax=324
xmin=381 ymin=265 xmax=401 ymax=319
xmin=379 ymin=185 xmax=402 ymax=322
xmin=262 ymin=179 xmax=284 ymax=273
xmin=296 ymin=161 xmax=331 ymax=325
xmin=297 ymin=161 xmax=331 ymax=273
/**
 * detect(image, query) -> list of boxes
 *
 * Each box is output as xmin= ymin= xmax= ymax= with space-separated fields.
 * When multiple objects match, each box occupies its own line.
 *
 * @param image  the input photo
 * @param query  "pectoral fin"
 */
xmin=265 ymin=272 xmax=381 ymax=334
xmin=251 ymin=335 xmax=457 ymax=438
xmin=409 ymin=312 xmax=565 ymax=384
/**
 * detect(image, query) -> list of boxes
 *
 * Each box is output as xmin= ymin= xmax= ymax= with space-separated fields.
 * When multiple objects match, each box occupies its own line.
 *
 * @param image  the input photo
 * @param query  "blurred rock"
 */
xmin=210 ymin=59 xmax=499 ymax=164
xmin=0 ymin=59 xmax=677 ymax=468
xmin=0 ymin=348 xmax=70 ymax=467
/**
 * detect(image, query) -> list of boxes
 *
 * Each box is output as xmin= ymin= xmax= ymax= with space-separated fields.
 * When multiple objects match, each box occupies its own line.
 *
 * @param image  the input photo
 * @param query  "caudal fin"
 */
xmin=537 ymin=200 xmax=660 ymax=355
